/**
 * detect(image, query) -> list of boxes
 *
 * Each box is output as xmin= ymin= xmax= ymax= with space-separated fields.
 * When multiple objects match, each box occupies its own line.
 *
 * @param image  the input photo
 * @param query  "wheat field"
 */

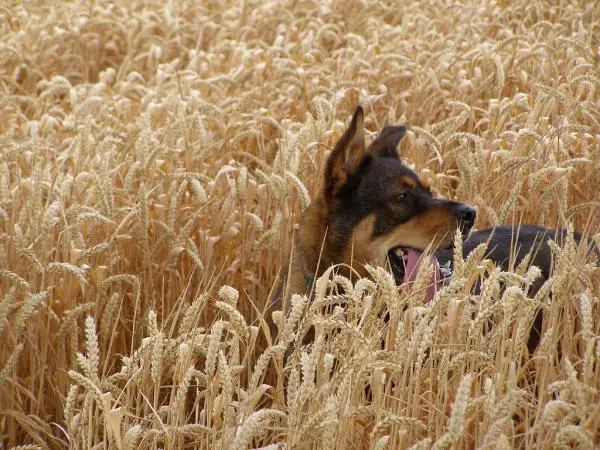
xmin=1 ymin=0 xmax=599 ymax=448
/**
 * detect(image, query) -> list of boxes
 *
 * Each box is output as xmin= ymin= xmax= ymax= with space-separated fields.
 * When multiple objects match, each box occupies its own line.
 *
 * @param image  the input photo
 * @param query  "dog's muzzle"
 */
xmin=453 ymin=204 xmax=476 ymax=238
xmin=387 ymin=247 xmax=454 ymax=303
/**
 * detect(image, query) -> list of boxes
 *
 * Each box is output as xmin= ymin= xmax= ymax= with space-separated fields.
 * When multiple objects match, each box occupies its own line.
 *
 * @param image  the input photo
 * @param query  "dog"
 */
xmin=268 ymin=105 xmax=595 ymax=355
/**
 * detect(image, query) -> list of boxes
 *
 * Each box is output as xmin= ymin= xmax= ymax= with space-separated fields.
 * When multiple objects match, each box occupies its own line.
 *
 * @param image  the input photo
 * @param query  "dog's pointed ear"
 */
xmin=367 ymin=125 xmax=407 ymax=159
xmin=323 ymin=106 xmax=367 ymax=200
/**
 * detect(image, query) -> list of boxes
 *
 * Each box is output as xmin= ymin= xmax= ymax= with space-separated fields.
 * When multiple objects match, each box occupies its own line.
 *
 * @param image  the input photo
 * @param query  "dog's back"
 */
xmin=437 ymin=224 xmax=588 ymax=282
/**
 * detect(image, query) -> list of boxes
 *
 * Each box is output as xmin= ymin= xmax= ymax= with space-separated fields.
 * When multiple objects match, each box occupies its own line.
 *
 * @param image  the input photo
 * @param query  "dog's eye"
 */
xmin=396 ymin=193 xmax=408 ymax=204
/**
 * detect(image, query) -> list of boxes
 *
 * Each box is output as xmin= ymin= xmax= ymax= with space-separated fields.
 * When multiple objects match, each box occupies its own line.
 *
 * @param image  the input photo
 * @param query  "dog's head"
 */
xmin=318 ymin=106 xmax=476 ymax=284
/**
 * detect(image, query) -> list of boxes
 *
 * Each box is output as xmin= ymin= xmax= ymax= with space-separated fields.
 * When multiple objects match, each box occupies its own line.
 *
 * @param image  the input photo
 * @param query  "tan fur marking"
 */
xmin=418 ymin=176 xmax=431 ymax=191
xmin=374 ymin=207 xmax=457 ymax=251
xmin=341 ymin=214 xmax=388 ymax=279
xmin=341 ymin=207 xmax=458 ymax=273
xmin=340 ymin=206 xmax=456 ymax=278
xmin=400 ymin=176 xmax=417 ymax=189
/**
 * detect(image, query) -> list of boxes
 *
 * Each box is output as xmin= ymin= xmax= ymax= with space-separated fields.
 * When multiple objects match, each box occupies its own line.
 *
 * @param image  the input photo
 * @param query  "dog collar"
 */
xmin=299 ymin=257 xmax=314 ymax=288
xmin=294 ymin=231 xmax=315 ymax=289
xmin=303 ymin=272 xmax=314 ymax=287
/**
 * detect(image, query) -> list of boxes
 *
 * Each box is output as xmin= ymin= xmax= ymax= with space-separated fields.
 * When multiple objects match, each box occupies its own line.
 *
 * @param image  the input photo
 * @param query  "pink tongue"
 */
xmin=403 ymin=248 xmax=441 ymax=303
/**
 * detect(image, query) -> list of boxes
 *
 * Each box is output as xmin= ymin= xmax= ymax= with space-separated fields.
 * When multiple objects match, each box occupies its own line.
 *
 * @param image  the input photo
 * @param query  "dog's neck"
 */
xmin=295 ymin=234 xmax=316 ymax=288
xmin=290 ymin=197 xmax=371 ymax=294
xmin=289 ymin=198 xmax=327 ymax=293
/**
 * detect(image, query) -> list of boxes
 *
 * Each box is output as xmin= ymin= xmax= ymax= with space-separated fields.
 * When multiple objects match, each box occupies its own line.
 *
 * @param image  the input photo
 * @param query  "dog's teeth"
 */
xmin=440 ymin=267 xmax=453 ymax=278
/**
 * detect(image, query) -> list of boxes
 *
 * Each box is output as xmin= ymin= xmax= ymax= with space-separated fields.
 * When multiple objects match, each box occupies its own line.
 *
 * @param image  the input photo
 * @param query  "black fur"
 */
xmin=437 ymin=224 xmax=583 ymax=282
xmin=435 ymin=224 xmax=593 ymax=353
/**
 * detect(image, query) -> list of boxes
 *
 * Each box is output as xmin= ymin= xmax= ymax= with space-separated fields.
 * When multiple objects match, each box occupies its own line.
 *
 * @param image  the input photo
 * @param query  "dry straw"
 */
xmin=0 ymin=0 xmax=599 ymax=448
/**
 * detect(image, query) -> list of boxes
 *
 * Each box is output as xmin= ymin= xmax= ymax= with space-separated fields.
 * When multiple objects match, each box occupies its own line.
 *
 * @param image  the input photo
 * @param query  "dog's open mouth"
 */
xmin=388 ymin=247 xmax=452 ymax=303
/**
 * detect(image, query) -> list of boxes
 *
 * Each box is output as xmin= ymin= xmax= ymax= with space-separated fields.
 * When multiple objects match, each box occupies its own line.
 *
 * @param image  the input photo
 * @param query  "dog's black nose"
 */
xmin=453 ymin=204 xmax=476 ymax=228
